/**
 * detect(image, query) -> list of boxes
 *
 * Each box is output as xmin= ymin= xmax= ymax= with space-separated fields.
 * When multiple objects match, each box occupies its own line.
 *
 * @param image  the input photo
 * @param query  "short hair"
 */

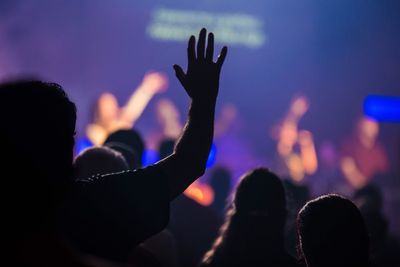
xmin=74 ymin=146 xmax=128 ymax=180
xmin=0 ymin=79 xmax=76 ymax=184
xmin=104 ymin=129 xmax=144 ymax=168
xmin=0 ymin=80 xmax=77 ymax=234
xmin=297 ymin=194 xmax=369 ymax=267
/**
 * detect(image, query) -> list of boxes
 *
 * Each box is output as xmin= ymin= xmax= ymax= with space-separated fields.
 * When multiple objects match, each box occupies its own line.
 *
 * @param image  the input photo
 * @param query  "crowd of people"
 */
xmin=1 ymin=29 xmax=399 ymax=267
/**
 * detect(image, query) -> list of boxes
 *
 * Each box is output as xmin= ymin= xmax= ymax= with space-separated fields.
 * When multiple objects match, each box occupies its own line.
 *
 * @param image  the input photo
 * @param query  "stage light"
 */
xmin=142 ymin=149 xmax=160 ymax=167
xmin=206 ymin=143 xmax=217 ymax=168
xmin=364 ymin=95 xmax=400 ymax=122
xmin=75 ymin=137 xmax=94 ymax=155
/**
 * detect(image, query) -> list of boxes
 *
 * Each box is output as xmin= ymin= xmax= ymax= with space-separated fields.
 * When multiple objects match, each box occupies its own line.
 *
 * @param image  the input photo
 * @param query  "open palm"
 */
xmin=174 ymin=28 xmax=228 ymax=101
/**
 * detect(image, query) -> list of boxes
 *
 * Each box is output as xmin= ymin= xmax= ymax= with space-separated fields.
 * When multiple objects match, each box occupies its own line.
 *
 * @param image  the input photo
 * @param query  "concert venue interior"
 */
xmin=1 ymin=1 xmax=399 ymax=266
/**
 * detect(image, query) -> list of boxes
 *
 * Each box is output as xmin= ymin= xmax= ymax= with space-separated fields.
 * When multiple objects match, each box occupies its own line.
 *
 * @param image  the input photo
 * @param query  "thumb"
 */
xmin=173 ymin=64 xmax=188 ymax=90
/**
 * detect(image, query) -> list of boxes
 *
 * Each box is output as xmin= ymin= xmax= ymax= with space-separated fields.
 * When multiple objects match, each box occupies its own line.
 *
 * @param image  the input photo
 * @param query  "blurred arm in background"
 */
xmin=86 ymin=72 xmax=168 ymax=145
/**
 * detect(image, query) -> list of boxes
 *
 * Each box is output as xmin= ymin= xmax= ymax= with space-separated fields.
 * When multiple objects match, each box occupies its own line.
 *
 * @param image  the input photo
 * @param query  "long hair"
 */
xmin=201 ymin=168 xmax=287 ymax=267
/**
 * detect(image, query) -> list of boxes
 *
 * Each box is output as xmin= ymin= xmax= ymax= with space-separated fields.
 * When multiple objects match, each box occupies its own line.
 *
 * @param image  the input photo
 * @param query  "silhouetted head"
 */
xmin=202 ymin=168 xmax=288 ymax=266
xmin=0 ymin=80 xmax=76 ymax=235
xmin=104 ymin=129 xmax=144 ymax=168
xmin=297 ymin=194 xmax=369 ymax=267
xmin=158 ymin=138 xmax=176 ymax=160
xmin=209 ymin=167 xmax=232 ymax=215
xmin=234 ymin=168 xmax=287 ymax=226
xmin=74 ymin=146 xmax=128 ymax=180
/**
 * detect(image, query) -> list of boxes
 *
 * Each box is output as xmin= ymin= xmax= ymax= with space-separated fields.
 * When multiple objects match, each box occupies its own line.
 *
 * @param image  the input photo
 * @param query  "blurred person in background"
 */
xmin=272 ymin=96 xmax=318 ymax=184
xmin=86 ymin=71 xmax=168 ymax=146
xmin=340 ymin=117 xmax=389 ymax=191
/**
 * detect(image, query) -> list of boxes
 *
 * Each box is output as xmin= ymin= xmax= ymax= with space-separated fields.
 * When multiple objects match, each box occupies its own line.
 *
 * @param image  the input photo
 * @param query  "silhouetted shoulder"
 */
xmin=64 ymin=165 xmax=170 ymax=261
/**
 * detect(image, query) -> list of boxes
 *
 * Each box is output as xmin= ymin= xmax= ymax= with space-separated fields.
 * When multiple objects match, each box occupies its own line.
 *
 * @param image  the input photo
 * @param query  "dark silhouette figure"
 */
xmin=73 ymin=146 xmax=128 ymax=179
xmin=169 ymin=194 xmax=221 ymax=267
xmin=104 ymin=129 xmax=145 ymax=169
xmin=1 ymin=28 xmax=227 ymax=266
xmin=201 ymin=168 xmax=299 ymax=267
xmin=297 ymin=194 xmax=370 ymax=267
xmin=353 ymin=183 xmax=383 ymax=213
xmin=209 ymin=166 xmax=232 ymax=217
xmin=0 ymin=81 xmax=99 ymax=266
xmin=283 ymin=179 xmax=311 ymax=257
xmin=354 ymin=184 xmax=400 ymax=267
xmin=63 ymin=28 xmax=228 ymax=262
xmin=157 ymin=137 xmax=221 ymax=267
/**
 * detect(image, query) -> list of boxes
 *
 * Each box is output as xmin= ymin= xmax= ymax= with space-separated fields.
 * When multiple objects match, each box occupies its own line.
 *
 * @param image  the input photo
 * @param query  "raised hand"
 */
xmin=173 ymin=28 xmax=228 ymax=101
xmin=141 ymin=71 xmax=169 ymax=95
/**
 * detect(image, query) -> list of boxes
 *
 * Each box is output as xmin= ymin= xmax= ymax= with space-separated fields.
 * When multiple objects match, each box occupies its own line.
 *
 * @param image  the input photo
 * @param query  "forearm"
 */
xmin=159 ymin=99 xmax=216 ymax=199
xmin=175 ymin=99 xmax=216 ymax=175
xmin=157 ymin=28 xmax=227 ymax=200
xmin=120 ymin=87 xmax=154 ymax=126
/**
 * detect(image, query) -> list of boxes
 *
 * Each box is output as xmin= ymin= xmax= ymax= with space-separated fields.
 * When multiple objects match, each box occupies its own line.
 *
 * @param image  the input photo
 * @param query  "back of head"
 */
xmin=202 ymin=168 xmax=288 ymax=266
xmin=104 ymin=129 xmax=144 ymax=168
xmin=0 ymin=80 xmax=76 ymax=236
xmin=74 ymin=146 xmax=128 ymax=180
xmin=297 ymin=194 xmax=369 ymax=267
xmin=234 ymin=168 xmax=286 ymax=224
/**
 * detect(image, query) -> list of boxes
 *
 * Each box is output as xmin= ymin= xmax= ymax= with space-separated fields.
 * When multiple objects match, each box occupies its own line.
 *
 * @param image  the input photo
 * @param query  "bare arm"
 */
xmin=119 ymin=72 xmax=168 ymax=127
xmin=157 ymin=28 xmax=228 ymax=199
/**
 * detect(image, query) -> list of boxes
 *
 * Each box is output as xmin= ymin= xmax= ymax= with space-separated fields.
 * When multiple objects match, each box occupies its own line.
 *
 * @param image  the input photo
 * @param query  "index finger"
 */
xmin=216 ymin=46 xmax=228 ymax=69
xmin=187 ymin=35 xmax=196 ymax=69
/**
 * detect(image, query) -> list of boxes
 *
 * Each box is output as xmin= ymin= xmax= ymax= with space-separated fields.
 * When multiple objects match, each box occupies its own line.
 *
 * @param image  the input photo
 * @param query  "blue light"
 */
xmin=75 ymin=137 xmax=94 ymax=155
xmin=142 ymin=149 xmax=160 ymax=167
xmin=206 ymin=143 xmax=217 ymax=168
xmin=364 ymin=95 xmax=400 ymax=122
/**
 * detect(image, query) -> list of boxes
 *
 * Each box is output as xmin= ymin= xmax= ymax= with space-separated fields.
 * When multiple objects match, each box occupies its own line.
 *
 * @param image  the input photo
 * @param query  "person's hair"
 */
xmin=0 ymin=80 xmax=76 ymax=235
xmin=297 ymin=194 xmax=369 ymax=267
xmin=74 ymin=146 xmax=128 ymax=179
xmin=201 ymin=168 xmax=287 ymax=266
xmin=104 ymin=129 xmax=144 ymax=168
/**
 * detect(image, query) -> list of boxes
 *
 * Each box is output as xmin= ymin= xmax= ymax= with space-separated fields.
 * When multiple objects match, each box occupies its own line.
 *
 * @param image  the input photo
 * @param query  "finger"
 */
xmin=197 ymin=28 xmax=207 ymax=61
xmin=206 ymin=32 xmax=214 ymax=62
xmin=216 ymin=46 xmax=228 ymax=68
xmin=173 ymin=64 xmax=186 ymax=86
xmin=187 ymin=36 xmax=195 ymax=69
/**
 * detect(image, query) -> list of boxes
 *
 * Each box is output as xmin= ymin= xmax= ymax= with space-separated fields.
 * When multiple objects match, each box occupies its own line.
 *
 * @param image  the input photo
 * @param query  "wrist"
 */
xmin=191 ymin=96 xmax=217 ymax=106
